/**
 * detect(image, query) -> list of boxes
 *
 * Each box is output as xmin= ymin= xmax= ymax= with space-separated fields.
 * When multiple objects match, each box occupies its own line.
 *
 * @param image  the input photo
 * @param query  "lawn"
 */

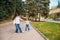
xmin=30 ymin=22 xmax=60 ymax=40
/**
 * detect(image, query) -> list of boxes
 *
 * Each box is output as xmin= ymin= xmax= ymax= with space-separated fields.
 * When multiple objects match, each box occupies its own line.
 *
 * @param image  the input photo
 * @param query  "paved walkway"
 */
xmin=0 ymin=22 xmax=45 ymax=40
xmin=40 ymin=18 xmax=60 ymax=23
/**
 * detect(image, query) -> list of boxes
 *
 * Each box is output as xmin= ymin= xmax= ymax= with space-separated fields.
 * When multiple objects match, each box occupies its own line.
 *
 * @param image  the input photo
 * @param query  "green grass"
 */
xmin=30 ymin=22 xmax=60 ymax=40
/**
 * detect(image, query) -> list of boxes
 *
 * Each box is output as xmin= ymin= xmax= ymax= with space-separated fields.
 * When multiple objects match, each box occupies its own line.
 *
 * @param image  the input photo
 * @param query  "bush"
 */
xmin=48 ymin=14 xmax=55 ymax=19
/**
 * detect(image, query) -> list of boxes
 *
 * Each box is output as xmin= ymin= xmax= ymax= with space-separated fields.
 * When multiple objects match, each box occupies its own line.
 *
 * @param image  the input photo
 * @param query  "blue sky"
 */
xmin=22 ymin=0 xmax=25 ymax=1
xmin=49 ymin=0 xmax=58 ymax=9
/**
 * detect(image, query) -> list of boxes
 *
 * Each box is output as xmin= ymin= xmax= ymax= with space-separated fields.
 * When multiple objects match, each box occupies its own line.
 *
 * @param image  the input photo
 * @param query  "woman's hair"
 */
xmin=13 ymin=13 xmax=18 ymax=20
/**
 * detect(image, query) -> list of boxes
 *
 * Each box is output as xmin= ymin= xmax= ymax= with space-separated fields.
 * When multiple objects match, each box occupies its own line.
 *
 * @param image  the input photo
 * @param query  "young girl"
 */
xmin=13 ymin=13 xmax=22 ymax=33
xmin=25 ymin=19 xmax=30 ymax=31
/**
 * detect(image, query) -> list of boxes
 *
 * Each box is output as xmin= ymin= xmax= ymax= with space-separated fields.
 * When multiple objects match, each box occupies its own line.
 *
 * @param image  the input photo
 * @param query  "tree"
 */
xmin=0 ymin=0 xmax=50 ymax=21
xmin=0 ymin=0 xmax=14 ymax=21
xmin=33 ymin=0 xmax=50 ymax=21
xmin=0 ymin=0 xmax=23 ymax=21
xmin=24 ymin=0 xmax=35 ymax=20
xmin=57 ymin=0 xmax=60 ymax=8
xmin=23 ymin=0 xmax=50 ymax=21
xmin=41 ymin=0 xmax=50 ymax=18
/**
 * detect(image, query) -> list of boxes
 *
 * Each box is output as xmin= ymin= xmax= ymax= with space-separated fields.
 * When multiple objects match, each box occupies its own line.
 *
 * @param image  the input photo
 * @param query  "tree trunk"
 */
xmin=12 ymin=0 xmax=16 ymax=19
xmin=26 ymin=13 xmax=28 ymax=20
xmin=38 ymin=13 xmax=40 ymax=21
xmin=14 ymin=0 xmax=16 ymax=15
xmin=35 ymin=18 xmax=37 ymax=21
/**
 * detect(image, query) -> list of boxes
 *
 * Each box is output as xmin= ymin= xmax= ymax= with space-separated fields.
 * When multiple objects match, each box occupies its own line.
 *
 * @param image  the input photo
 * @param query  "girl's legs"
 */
xmin=25 ymin=24 xmax=30 ymax=31
xmin=28 ymin=25 xmax=30 ymax=30
xmin=15 ymin=24 xmax=22 ymax=33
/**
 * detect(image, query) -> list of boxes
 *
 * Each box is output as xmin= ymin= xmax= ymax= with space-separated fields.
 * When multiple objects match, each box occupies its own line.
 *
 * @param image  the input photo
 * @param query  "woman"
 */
xmin=13 ymin=13 xmax=22 ymax=33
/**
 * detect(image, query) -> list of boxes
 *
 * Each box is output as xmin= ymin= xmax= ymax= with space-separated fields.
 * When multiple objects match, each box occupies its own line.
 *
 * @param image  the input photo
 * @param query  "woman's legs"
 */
xmin=15 ymin=24 xmax=18 ymax=33
xmin=17 ymin=24 xmax=22 ymax=33
xmin=15 ymin=24 xmax=22 ymax=33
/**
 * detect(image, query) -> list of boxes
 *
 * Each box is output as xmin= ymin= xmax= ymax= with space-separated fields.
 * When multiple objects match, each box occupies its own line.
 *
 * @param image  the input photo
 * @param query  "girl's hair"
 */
xmin=13 ymin=13 xmax=18 ymax=20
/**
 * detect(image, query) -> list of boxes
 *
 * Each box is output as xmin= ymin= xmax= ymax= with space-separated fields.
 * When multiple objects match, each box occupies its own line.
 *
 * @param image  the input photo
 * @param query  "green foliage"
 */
xmin=0 ymin=0 xmax=14 ymax=21
xmin=24 ymin=0 xmax=50 ymax=21
xmin=57 ymin=0 xmax=60 ymax=8
xmin=48 ymin=14 xmax=55 ymax=19
xmin=56 ymin=12 xmax=60 ymax=17
xmin=48 ymin=12 xmax=60 ymax=20
xmin=0 ymin=0 xmax=50 ymax=21
xmin=0 ymin=0 xmax=23 ymax=21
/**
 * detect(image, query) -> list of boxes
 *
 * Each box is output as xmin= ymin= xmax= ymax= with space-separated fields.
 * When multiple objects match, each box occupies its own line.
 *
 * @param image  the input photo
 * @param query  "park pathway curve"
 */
xmin=0 ymin=21 xmax=45 ymax=40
